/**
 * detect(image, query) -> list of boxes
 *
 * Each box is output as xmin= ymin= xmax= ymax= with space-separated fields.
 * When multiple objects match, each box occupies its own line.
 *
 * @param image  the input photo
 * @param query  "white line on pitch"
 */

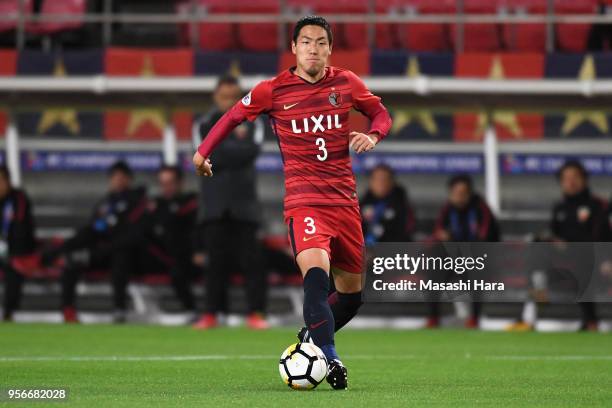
xmin=486 ymin=355 xmax=612 ymax=361
xmin=1 ymin=354 xmax=611 ymax=362
xmin=0 ymin=355 xmax=417 ymax=362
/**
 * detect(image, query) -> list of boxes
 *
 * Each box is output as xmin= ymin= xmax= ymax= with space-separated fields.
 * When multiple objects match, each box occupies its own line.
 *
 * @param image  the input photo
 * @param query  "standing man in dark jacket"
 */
xmin=43 ymin=161 xmax=149 ymax=323
xmin=191 ymin=75 xmax=268 ymax=330
xmin=360 ymin=164 xmax=415 ymax=245
xmin=0 ymin=166 xmax=37 ymax=321
xmin=429 ymin=174 xmax=500 ymax=328
xmin=550 ymin=160 xmax=608 ymax=331
xmin=145 ymin=165 xmax=198 ymax=315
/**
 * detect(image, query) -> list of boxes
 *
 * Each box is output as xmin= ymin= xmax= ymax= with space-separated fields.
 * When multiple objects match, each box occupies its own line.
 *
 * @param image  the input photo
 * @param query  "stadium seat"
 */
xmin=196 ymin=0 xmax=237 ymax=51
xmin=28 ymin=0 xmax=87 ymax=35
xmin=375 ymin=0 xmax=402 ymax=49
xmin=501 ymin=0 xmax=547 ymax=52
xmin=555 ymin=0 xmax=597 ymax=52
xmin=0 ymin=0 xmax=32 ymax=33
xmin=235 ymin=0 xmax=279 ymax=51
xmin=399 ymin=0 xmax=453 ymax=51
xmin=450 ymin=0 xmax=502 ymax=52
xmin=315 ymin=0 xmax=370 ymax=50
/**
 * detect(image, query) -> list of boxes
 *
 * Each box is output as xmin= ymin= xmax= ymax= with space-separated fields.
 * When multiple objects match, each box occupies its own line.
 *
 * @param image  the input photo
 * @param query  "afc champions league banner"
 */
xmin=363 ymin=242 xmax=612 ymax=303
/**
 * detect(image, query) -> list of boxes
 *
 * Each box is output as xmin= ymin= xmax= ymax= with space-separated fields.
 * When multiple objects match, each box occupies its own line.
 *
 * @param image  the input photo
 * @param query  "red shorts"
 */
xmin=284 ymin=206 xmax=364 ymax=274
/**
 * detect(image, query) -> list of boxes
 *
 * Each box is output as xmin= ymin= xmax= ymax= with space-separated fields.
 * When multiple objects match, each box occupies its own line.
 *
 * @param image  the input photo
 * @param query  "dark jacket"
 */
xmin=551 ymin=189 xmax=608 ymax=242
xmin=0 ymin=188 xmax=36 ymax=258
xmin=146 ymin=192 xmax=198 ymax=257
xmin=61 ymin=187 xmax=149 ymax=253
xmin=360 ymin=185 xmax=415 ymax=245
xmin=193 ymin=108 xmax=264 ymax=224
xmin=434 ymin=194 xmax=500 ymax=242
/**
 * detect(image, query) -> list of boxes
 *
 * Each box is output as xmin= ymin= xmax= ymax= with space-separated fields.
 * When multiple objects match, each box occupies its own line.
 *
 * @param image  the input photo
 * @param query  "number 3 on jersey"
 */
xmin=304 ymin=217 xmax=316 ymax=234
xmin=315 ymin=137 xmax=327 ymax=161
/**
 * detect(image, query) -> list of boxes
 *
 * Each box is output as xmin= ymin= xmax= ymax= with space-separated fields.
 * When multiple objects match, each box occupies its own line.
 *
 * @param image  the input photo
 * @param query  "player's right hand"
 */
xmin=193 ymin=151 xmax=213 ymax=177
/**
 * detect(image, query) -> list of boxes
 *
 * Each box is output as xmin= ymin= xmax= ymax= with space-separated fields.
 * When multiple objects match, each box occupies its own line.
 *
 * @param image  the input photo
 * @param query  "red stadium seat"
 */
xmin=26 ymin=0 xmax=86 ymax=35
xmin=315 ymin=0 xmax=370 ymax=49
xmin=555 ymin=0 xmax=597 ymax=52
xmin=235 ymin=0 xmax=279 ymax=51
xmin=0 ymin=0 xmax=32 ymax=33
xmin=450 ymin=0 xmax=501 ymax=52
xmin=500 ymin=0 xmax=547 ymax=52
xmin=399 ymin=0 xmax=454 ymax=51
xmin=375 ymin=0 xmax=402 ymax=49
xmin=195 ymin=0 xmax=237 ymax=51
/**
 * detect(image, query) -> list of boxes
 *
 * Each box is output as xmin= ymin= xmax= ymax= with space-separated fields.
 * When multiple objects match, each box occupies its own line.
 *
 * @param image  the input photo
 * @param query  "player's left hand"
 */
xmin=349 ymin=132 xmax=378 ymax=154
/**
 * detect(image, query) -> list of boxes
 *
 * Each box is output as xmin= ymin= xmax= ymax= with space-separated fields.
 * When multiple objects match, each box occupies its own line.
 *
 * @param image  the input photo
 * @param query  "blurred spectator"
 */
xmin=550 ymin=160 xmax=608 ymax=331
xmin=360 ymin=164 xmax=415 ymax=244
xmin=191 ymin=75 xmax=268 ymax=330
xmin=144 ymin=165 xmax=198 ymax=316
xmin=429 ymin=174 xmax=500 ymax=329
xmin=551 ymin=161 xmax=608 ymax=242
xmin=587 ymin=1 xmax=612 ymax=51
xmin=0 ymin=167 xmax=37 ymax=321
xmin=43 ymin=161 xmax=149 ymax=323
xmin=433 ymin=175 xmax=500 ymax=243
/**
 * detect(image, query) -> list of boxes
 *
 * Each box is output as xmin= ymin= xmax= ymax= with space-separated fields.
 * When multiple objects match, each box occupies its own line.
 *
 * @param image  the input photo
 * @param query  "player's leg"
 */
xmin=329 ymin=266 xmax=363 ymax=332
xmin=296 ymin=248 xmax=338 ymax=361
xmin=2 ymin=266 xmax=24 ymax=321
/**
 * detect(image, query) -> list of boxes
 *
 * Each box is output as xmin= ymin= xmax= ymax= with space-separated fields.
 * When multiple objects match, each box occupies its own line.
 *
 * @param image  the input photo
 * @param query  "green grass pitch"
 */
xmin=1 ymin=324 xmax=610 ymax=407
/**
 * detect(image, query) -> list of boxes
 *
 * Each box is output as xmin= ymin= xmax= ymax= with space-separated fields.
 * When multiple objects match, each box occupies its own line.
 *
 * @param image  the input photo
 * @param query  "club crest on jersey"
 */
xmin=241 ymin=91 xmax=252 ymax=106
xmin=328 ymin=92 xmax=341 ymax=107
xmin=291 ymin=114 xmax=342 ymax=134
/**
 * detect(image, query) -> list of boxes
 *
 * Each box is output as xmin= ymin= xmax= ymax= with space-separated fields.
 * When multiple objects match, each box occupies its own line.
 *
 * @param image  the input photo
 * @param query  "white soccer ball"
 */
xmin=278 ymin=342 xmax=328 ymax=390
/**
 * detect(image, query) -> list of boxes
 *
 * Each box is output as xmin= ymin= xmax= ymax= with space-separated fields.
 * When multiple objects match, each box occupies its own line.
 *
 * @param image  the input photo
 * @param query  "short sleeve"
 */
xmin=238 ymin=80 xmax=273 ymax=121
xmin=345 ymin=70 xmax=381 ymax=113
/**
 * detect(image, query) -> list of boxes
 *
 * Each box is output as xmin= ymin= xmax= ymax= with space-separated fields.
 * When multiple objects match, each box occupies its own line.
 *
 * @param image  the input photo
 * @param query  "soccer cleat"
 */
xmin=246 ymin=313 xmax=270 ymax=330
xmin=505 ymin=321 xmax=533 ymax=332
xmin=296 ymin=326 xmax=314 ymax=343
xmin=113 ymin=310 xmax=127 ymax=324
xmin=192 ymin=313 xmax=218 ymax=330
xmin=425 ymin=316 xmax=440 ymax=329
xmin=465 ymin=316 xmax=479 ymax=329
xmin=62 ymin=306 xmax=78 ymax=323
xmin=326 ymin=359 xmax=348 ymax=390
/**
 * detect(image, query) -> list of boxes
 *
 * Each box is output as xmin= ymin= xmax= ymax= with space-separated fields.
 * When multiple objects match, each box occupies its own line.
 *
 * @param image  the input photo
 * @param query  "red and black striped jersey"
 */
xmin=197 ymin=66 xmax=392 ymax=211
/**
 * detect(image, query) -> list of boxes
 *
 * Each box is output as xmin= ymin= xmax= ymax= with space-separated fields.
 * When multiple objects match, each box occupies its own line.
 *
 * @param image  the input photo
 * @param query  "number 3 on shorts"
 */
xmin=304 ymin=217 xmax=316 ymax=234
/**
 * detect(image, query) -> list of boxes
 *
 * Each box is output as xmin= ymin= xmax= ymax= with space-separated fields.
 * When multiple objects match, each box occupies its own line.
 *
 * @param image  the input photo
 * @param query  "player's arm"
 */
xmin=193 ymin=80 xmax=272 ymax=176
xmin=346 ymin=70 xmax=392 ymax=154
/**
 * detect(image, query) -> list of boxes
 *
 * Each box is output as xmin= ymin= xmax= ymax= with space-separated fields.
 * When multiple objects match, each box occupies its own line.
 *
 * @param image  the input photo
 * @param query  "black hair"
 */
xmin=370 ymin=163 xmax=395 ymax=178
xmin=108 ymin=160 xmax=133 ymax=178
xmin=557 ymin=159 xmax=588 ymax=181
xmin=448 ymin=174 xmax=473 ymax=191
xmin=215 ymin=75 xmax=239 ymax=91
xmin=292 ymin=15 xmax=333 ymax=45
xmin=159 ymin=164 xmax=183 ymax=182
xmin=0 ymin=165 xmax=10 ymax=183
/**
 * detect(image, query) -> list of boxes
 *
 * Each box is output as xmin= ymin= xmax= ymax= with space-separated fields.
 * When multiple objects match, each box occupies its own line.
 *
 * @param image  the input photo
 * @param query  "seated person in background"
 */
xmin=360 ymin=164 xmax=415 ymax=245
xmin=550 ymin=160 xmax=608 ymax=331
xmin=43 ymin=161 xmax=149 ymax=323
xmin=144 ymin=165 xmax=198 ymax=317
xmin=430 ymin=174 xmax=500 ymax=329
xmin=433 ymin=174 xmax=499 ymax=243
xmin=0 ymin=166 xmax=37 ymax=321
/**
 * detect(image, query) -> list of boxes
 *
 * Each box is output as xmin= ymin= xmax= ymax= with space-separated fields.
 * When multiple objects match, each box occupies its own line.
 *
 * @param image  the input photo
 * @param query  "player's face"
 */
xmin=292 ymin=25 xmax=331 ymax=78
xmin=213 ymin=83 xmax=241 ymax=112
xmin=109 ymin=171 xmax=132 ymax=193
xmin=560 ymin=167 xmax=586 ymax=197
xmin=449 ymin=182 xmax=471 ymax=209
xmin=158 ymin=170 xmax=180 ymax=199
xmin=369 ymin=168 xmax=394 ymax=199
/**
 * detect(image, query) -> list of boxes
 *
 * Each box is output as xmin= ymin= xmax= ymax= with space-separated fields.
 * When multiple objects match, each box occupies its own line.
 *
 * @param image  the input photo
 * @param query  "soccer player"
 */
xmin=193 ymin=15 xmax=392 ymax=389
